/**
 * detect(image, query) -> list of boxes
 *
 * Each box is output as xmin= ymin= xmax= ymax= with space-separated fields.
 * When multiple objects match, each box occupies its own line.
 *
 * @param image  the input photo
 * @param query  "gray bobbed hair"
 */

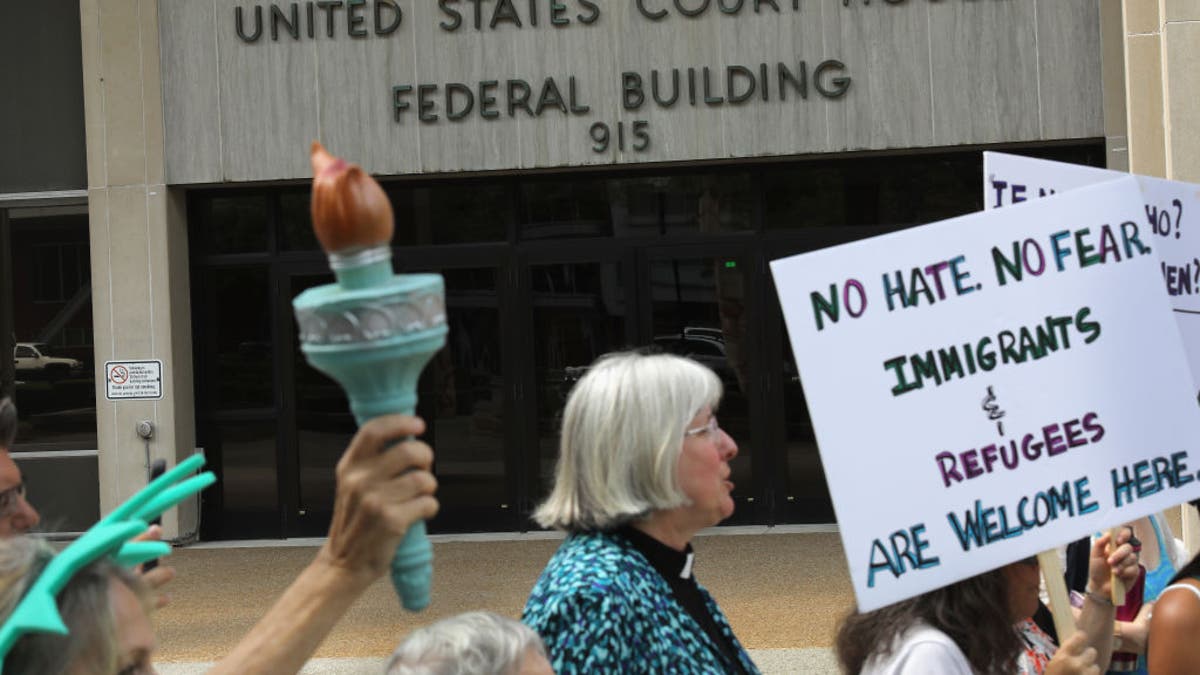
xmin=385 ymin=611 xmax=546 ymax=675
xmin=533 ymin=350 xmax=722 ymax=531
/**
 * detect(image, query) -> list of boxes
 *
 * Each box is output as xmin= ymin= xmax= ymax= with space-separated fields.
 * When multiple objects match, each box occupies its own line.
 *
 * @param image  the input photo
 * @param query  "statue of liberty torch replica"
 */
xmin=292 ymin=142 xmax=447 ymax=611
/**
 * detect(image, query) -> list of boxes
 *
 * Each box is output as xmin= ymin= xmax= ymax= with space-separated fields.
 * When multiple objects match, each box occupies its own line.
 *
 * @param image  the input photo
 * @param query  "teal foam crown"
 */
xmin=0 ymin=453 xmax=214 ymax=671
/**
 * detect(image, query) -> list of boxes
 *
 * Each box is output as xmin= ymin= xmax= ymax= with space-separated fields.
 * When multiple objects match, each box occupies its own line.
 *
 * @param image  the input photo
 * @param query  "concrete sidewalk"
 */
xmin=157 ymin=650 xmax=840 ymax=674
xmin=153 ymin=529 xmax=852 ymax=672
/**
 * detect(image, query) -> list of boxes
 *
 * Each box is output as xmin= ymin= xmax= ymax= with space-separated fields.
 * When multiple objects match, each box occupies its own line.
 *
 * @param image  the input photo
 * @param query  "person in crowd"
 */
xmin=0 ymin=413 xmax=439 ymax=675
xmin=0 ymin=397 xmax=39 ymax=537
xmin=0 ymin=536 xmax=154 ymax=673
xmin=386 ymin=611 xmax=554 ymax=675
xmin=522 ymin=350 xmax=758 ymax=674
xmin=1043 ymin=517 xmax=1174 ymax=675
xmin=0 ymin=395 xmax=174 ymax=609
xmin=837 ymin=530 xmax=1138 ymax=675
xmin=1145 ymin=500 xmax=1200 ymax=675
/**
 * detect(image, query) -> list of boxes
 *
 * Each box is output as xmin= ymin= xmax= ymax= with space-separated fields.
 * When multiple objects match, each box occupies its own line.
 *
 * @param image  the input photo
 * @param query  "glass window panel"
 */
xmin=873 ymin=154 xmax=983 ymax=227
xmin=519 ymin=178 xmax=611 ymax=240
xmin=384 ymin=187 xmax=423 ymax=246
xmin=8 ymin=213 xmax=97 ymax=451
xmin=211 ymin=418 xmax=280 ymax=536
xmin=204 ymin=195 xmax=269 ymax=254
xmin=422 ymin=268 xmax=507 ymax=529
xmin=531 ymin=262 xmax=627 ymax=498
xmin=393 ymin=183 xmax=510 ymax=246
xmin=17 ymin=453 xmax=99 ymax=533
xmin=205 ymin=267 xmax=273 ymax=408
xmin=780 ymin=335 xmax=831 ymax=513
xmin=646 ymin=256 xmax=751 ymax=510
xmin=289 ymin=272 xmax=353 ymax=522
xmin=278 ymin=191 xmax=319 ymax=252
xmin=608 ymin=174 xmax=753 ymax=237
xmin=33 ymin=246 xmax=61 ymax=302
xmin=763 ymin=164 xmax=847 ymax=229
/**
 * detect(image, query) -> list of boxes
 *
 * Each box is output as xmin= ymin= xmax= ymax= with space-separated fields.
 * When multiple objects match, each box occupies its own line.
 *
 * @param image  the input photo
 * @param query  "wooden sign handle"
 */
xmin=1108 ymin=527 xmax=1125 ymax=605
xmin=1038 ymin=549 xmax=1076 ymax=642
xmin=1184 ymin=504 xmax=1200 ymax=557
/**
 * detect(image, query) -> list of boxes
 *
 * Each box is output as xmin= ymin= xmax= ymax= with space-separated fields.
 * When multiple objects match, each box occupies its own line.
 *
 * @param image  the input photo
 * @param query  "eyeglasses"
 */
xmin=684 ymin=416 xmax=720 ymax=438
xmin=0 ymin=483 xmax=26 ymax=515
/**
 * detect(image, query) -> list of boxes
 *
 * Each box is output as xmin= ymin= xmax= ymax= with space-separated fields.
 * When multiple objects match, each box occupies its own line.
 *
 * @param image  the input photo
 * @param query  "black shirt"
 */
xmin=617 ymin=525 xmax=749 ymax=675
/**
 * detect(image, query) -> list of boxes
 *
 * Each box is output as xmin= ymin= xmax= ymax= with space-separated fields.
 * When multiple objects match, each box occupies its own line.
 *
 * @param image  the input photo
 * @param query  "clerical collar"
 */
xmin=617 ymin=525 xmax=696 ymax=580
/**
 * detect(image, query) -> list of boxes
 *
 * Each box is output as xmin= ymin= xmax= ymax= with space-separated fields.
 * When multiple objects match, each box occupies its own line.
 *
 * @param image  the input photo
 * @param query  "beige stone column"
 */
xmin=1122 ymin=1 xmax=1166 ymax=177
xmin=79 ymin=0 xmax=197 ymax=539
xmin=1100 ymin=0 xmax=1129 ymax=171
xmin=1158 ymin=0 xmax=1200 ymax=182
xmin=1119 ymin=0 xmax=1200 ymax=181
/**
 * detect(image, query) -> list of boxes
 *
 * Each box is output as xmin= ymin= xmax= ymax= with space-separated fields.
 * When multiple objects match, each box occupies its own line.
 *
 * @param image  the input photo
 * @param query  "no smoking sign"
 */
xmin=104 ymin=360 xmax=163 ymax=400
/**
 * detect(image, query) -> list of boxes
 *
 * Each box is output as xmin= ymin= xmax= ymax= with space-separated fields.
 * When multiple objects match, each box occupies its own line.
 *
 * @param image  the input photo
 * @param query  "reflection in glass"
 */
xmin=211 ymin=419 xmax=280 ymax=537
xmin=420 ymin=268 xmax=507 ymax=530
xmin=391 ymin=183 xmax=511 ymax=246
xmin=780 ymin=338 xmax=831 ymax=514
xmin=608 ymin=174 xmax=753 ymax=238
xmin=290 ymin=273 xmax=354 ymax=520
xmin=532 ymin=263 xmax=627 ymax=497
xmin=648 ymin=256 xmax=751 ymax=510
xmin=8 ymin=213 xmax=96 ymax=451
xmin=206 ymin=195 xmax=269 ymax=254
xmin=519 ymin=178 xmax=611 ymax=240
xmin=204 ymin=267 xmax=273 ymax=409
xmin=764 ymin=153 xmax=984 ymax=230
xmin=279 ymin=190 xmax=318 ymax=251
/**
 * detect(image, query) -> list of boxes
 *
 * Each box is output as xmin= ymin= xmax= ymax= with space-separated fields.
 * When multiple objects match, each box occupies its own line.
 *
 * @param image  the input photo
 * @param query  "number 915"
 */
xmin=590 ymin=120 xmax=650 ymax=153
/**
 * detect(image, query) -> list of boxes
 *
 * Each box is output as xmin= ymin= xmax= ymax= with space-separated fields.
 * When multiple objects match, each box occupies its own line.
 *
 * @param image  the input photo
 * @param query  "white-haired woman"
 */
xmin=387 ymin=611 xmax=553 ymax=675
xmin=522 ymin=350 xmax=757 ymax=674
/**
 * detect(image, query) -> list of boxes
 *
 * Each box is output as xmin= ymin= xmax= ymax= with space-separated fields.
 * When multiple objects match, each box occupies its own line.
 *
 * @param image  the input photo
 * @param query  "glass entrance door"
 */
xmin=523 ymin=251 xmax=634 ymax=509
xmin=281 ymin=256 xmax=516 ymax=536
xmin=638 ymin=244 xmax=761 ymax=525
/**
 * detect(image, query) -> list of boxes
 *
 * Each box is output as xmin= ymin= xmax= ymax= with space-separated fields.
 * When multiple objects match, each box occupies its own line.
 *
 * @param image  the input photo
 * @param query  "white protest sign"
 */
xmin=771 ymin=177 xmax=1200 ymax=612
xmin=985 ymin=152 xmax=1200 ymax=397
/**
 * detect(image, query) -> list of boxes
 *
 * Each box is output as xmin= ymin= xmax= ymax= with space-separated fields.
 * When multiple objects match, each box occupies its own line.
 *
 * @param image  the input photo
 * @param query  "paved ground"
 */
xmin=157 ymin=650 xmax=840 ymax=674
xmin=153 ymin=528 xmax=852 ymax=673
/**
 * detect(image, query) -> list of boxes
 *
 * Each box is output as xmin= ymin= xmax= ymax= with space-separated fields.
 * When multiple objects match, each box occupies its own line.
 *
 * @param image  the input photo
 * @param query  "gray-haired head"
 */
xmin=0 ymin=536 xmax=148 ymax=674
xmin=533 ymin=350 xmax=722 ymax=532
xmin=0 ymin=398 xmax=15 ymax=449
xmin=385 ymin=611 xmax=548 ymax=675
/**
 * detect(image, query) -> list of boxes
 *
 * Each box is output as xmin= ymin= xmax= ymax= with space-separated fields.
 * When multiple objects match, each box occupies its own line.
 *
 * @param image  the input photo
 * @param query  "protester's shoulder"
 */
xmin=1154 ymin=580 xmax=1200 ymax=630
xmin=525 ymin=532 xmax=655 ymax=617
xmin=863 ymin=625 xmax=972 ymax=675
xmin=538 ymin=531 xmax=649 ymax=587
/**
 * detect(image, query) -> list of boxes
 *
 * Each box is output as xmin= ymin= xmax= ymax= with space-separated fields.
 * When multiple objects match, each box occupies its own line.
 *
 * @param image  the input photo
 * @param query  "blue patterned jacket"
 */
xmin=522 ymin=531 xmax=760 ymax=674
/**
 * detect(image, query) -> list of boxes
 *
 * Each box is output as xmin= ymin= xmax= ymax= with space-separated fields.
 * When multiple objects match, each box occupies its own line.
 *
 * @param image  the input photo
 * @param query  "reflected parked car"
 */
xmin=14 ymin=343 xmax=84 ymax=378
xmin=652 ymin=331 xmax=727 ymax=374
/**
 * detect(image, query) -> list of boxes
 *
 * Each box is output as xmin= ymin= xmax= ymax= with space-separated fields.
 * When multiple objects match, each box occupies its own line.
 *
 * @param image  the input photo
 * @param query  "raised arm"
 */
xmin=1070 ymin=530 xmax=1137 ymax=672
xmin=210 ymin=415 xmax=438 ymax=675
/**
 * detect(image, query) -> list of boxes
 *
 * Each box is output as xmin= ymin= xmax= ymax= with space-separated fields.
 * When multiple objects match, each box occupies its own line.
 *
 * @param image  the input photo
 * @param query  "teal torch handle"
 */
xmin=351 ymin=394 xmax=435 ymax=613
xmin=391 ymin=520 xmax=432 ymax=611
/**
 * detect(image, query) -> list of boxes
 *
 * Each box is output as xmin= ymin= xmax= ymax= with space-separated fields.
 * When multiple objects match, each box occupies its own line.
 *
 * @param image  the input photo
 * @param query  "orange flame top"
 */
xmin=309 ymin=142 xmax=394 ymax=253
